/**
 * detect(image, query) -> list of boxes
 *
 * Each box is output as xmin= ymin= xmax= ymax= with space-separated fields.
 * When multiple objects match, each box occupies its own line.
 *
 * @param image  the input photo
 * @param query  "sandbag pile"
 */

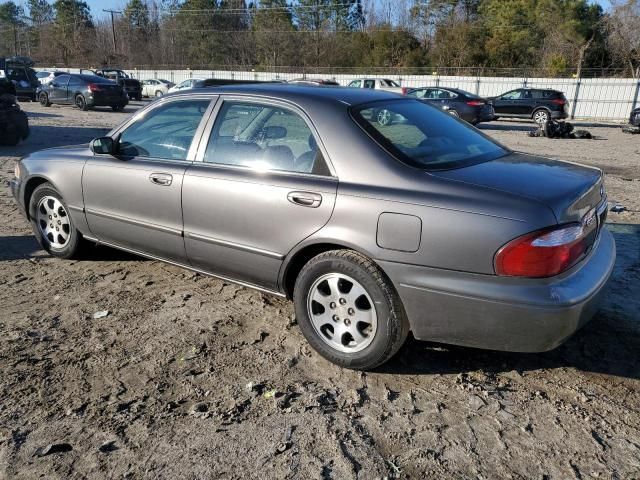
xmin=528 ymin=120 xmax=592 ymax=139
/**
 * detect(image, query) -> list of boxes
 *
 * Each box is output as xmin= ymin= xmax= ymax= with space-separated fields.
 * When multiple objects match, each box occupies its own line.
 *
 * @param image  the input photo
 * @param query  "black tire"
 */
xmin=293 ymin=250 xmax=409 ymax=370
xmin=39 ymin=92 xmax=51 ymax=107
xmin=75 ymin=94 xmax=88 ymax=111
xmin=448 ymin=109 xmax=460 ymax=118
xmin=155 ymin=90 xmax=163 ymax=97
xmin=28 ymin=183 xmax=84 ymax=259
xmin=533 ymin=109 xmax=550 ymax=124
xmin=135 ymin=94 xmax=142 ymax=101
xmin=111 ymin=104 xmax=124 ymax=112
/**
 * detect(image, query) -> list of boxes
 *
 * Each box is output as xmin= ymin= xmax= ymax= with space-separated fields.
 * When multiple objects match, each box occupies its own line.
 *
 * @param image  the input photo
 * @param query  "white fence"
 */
xmin=45 ymin=67 xmax=639 ymax=121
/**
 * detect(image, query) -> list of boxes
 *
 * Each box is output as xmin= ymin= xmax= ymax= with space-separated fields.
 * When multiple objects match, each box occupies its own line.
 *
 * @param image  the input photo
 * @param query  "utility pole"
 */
xmin=103 ymin=9 xmax=122 ymax=54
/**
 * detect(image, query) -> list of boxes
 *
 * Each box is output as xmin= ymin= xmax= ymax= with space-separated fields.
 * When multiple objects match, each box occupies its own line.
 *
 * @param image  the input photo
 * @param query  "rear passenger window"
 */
xmin=118 ymin=100 xmax=210 ymax=160
xmin=204 ymin=101 xmax=330 ymax=176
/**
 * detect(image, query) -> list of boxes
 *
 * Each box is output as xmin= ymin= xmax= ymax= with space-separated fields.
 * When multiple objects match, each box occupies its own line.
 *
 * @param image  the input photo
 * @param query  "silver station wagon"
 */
xmin=11 ymin=85 xmax=615 ymax=369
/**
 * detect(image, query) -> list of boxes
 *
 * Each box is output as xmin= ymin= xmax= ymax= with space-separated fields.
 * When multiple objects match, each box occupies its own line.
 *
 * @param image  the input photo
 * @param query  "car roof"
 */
xmin=165 ymin=83 xmax=403 ymax=106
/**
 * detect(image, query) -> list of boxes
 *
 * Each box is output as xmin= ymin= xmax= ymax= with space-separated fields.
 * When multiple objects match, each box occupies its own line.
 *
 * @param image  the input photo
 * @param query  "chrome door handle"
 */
xmin=149 ymin=173 xmax=173 ymax=186
xmin=287 ymin=191 xmax=322 ymax=208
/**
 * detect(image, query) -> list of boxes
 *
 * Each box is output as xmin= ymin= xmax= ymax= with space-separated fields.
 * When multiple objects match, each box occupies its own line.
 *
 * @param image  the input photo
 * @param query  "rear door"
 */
xmin=182 ymin=96 xmax=338 ymax=290
xmin=83 ymin=96 xmax=214 ymax=262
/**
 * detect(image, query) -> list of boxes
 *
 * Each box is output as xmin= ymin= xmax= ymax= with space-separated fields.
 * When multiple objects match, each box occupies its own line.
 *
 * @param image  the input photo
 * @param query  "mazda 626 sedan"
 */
xmin=11 ymin=85 xmax=615 ymax=370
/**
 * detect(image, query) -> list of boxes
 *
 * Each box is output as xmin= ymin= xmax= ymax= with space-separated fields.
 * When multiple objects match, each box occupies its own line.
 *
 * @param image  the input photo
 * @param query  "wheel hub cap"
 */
xmin=36 ymin=196 xmax=70 ymax=249
xmin=307 ymin=273 xmax=377 ymax=353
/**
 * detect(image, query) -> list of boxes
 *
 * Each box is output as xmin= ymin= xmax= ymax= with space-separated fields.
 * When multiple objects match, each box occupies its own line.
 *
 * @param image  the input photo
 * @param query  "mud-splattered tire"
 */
xmin=294 ymin=250 xmax=409 ymax=370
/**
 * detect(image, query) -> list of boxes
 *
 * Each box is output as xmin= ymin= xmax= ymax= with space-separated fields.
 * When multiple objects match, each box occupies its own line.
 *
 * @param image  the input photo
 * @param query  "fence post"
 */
xmin=632 ymin=76 xmax=640 ymax=110
xmin=475 ymin=75 xmax=480 ymax=95
xmin=570 ymin=76 xmax=581 ymax=120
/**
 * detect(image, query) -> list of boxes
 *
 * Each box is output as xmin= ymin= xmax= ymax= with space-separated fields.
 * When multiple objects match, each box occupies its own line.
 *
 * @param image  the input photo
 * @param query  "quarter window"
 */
xmin=118 ymin=100 xmax=210 ymax=160
xmin=204 ymin=101 xmax=329 ymax=175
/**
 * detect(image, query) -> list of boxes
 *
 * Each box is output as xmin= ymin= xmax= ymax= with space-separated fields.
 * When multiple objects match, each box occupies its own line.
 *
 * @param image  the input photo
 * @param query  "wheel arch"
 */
xmin=531 ymin=106 xmax=551 ymax=119
xmin=23 ymin=175 xmax=57 ymax=220
xmin=280 ymin=241 xmax=377 ymax=299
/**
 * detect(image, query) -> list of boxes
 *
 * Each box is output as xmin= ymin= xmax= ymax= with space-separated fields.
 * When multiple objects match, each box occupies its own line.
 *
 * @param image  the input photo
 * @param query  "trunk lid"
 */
xmin=434 ymin=152 xmax=605 ymax=224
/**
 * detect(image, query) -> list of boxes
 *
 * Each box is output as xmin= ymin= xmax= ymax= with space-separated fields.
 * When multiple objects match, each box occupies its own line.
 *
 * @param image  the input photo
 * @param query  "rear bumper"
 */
xmin=378 ymin=228 xmax=616 ymax=352
xmin=87 ymin=94 xmax=128 ymax=107
xmin=551 ymin=110 xmax=568 ymax=119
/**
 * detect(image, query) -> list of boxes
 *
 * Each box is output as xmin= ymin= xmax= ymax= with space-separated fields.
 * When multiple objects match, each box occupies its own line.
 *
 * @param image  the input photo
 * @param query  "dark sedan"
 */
xmin=405 ymin=87 xmax=495 ymax=125
xmin=11 ymin=85 xmax=614 ymax=370
xmin=37 ymin=73 xmax=128 ymax=111
xmin=630 ymin=107 xmax=640 ymax=127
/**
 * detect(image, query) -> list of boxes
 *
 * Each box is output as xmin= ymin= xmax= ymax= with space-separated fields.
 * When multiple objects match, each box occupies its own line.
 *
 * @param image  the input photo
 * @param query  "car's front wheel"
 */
xmin=29 ymin=183 xmax=84 ymax=258
xmin=294 ymin=250 xmax=409 ymax=370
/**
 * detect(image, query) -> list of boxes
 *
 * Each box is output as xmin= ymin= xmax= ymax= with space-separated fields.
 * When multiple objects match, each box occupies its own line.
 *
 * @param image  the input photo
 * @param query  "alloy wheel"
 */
xmin=36 ymin=196 xmax=71 ymax=249
xmin=306 ymin=273 xmax=378 ymax=353
xmin=377 ymin=109 xmax=392 ymax=126
xmin=534 ymin=110 xmax=549 ymax=124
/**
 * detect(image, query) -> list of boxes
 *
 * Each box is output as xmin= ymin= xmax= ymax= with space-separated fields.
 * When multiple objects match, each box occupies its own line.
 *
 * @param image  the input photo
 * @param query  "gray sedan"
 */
xmin=10 ymin=85 xmax=615 ymax=370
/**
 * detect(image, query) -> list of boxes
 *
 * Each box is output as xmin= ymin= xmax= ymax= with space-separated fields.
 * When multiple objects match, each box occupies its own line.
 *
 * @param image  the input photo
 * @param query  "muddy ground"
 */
xmin=0 ymin=102 xmax=639 ymax=479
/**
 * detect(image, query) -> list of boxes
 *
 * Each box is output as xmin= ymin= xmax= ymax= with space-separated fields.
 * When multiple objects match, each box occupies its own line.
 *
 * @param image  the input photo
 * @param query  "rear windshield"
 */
xmin=352 ymin=99 xmax=508 ymax=170
xmin=79 ymin=74 xmax=114 ymax=84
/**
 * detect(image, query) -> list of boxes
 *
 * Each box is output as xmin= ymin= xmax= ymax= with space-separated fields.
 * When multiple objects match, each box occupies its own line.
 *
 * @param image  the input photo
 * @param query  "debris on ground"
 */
xmin=622 ymin=124 xmax=640 ymax=134
xmin=33 ymin=443 xmax=73 ymax=457
xmin=528 ymin=120 xmax=592 ymax=139
xmin=610 ymin=203 xmax=627 ymax=213
xmin=92 ymin=310 xmax=110 ymax=319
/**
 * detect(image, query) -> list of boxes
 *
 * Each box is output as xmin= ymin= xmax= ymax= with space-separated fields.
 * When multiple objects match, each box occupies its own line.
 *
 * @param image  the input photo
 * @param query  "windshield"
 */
xmin=352 ymin=99 xmax=507 ymax=170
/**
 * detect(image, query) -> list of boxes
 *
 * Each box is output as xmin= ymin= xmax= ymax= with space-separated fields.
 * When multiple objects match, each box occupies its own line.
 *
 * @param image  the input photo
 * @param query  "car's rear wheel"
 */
xmin=39 ymin=92 xmax=50 ymax=107
xmin=29 ymin=183 xmax=84 ymax=258
xmin=448 ymin=109 xmax=460 ymax=118
xmin=533 ymin=109 xmax=550 ymax=124
xmin=155 ymin=90 xmax=163 ymax=97
xmin=75 ymin=94 xmax=88 ymax=111
xmin=111 ymin=104 xmax=124 ymax=112
xmin=294 ymin=250 xmax=409 ymax=370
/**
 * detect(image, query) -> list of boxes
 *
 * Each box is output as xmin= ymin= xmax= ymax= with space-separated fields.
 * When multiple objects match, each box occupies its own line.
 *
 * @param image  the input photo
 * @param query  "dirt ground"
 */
xmin=0 ymin=102 xmax=639 ymax=479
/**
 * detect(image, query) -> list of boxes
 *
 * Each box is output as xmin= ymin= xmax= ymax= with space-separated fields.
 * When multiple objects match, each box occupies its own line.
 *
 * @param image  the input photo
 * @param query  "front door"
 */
xmin=182 ymin=98 xmax=337 ymax=290
xmin=83 ymin=97 xmax=214 ymax=263
xmin=49 ymin=74 xmax=70 ymax=104
xmin=493 ymin=89 xmax=522 ymax=115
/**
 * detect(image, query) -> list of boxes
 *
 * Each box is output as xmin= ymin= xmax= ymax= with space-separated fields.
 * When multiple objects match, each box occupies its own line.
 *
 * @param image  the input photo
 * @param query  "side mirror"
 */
xmin=91 ymin=136 xmax=115 ymax=155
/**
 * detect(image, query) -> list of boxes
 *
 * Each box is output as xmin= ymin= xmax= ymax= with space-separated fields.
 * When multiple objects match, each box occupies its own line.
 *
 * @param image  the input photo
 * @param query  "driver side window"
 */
xmin=119 ymin=99 xmax=210 ymax=160
xmin=204 ymin=101 xmax=330 ymax=175
xmin=501 ymin=90 xmax=522 ymax=100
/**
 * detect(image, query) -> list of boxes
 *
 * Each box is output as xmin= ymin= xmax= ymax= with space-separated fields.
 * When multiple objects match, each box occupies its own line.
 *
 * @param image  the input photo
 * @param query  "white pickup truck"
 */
xmin=346 ymin=78 xmax=406 ymax=94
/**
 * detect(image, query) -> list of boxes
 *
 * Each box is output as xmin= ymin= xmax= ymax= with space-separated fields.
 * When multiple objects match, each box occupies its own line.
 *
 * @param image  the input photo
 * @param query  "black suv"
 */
xmin=490 ymin=88 xmax=568 ymax=124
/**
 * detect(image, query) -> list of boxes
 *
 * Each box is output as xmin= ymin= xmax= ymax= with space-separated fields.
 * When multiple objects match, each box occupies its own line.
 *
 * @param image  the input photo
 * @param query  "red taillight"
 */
xmin=466 ymin=100 xmax=485 ymax=106
xmin=88 ymin=83 xmax=100 ymax=92
xmin=551 ymin=98 xmax=566 ymax=105
xmin=495 ymin=224 xmax=588 ymax=278
xmin=401 ymin=87 xmax=408 ymax=95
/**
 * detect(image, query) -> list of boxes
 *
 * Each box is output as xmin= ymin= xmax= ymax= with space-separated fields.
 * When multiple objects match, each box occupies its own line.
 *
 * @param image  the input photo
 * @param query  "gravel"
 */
xmin=0 ymin=102 xmax=639 ymax=479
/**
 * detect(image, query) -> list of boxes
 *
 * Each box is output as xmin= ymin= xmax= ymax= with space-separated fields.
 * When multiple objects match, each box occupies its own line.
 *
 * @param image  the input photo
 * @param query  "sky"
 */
xmin=83 ymin=0 xmax=612 ymax=20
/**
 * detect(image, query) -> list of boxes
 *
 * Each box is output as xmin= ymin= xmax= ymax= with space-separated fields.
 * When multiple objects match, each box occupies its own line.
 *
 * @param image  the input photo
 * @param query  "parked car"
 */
xmin=83 ymin=68 xmax=142 ymax=101
xmin=490 ymin=88 xmax=568 ymax=124
xmin=141 ymin=79 xmax=175 ymax=98
xmin=288 ymin=78 xmax=341 ymax=86
xmin=37 ymin=73 xmax=128 ymax=111
xmin=406 ymin=87 xmax=495 ymax=125
xmin=347 ymin=78 xmax=405 ymax=94
xmin=36 ymin=71 xmax=67 ymax=85
xmin=2 ymin=56 xmax=39 ymax=101
xmin=168 ymin=78 xmax=198 ymax=93
xmin=10 ymin=85 xmax=615 ymax=370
